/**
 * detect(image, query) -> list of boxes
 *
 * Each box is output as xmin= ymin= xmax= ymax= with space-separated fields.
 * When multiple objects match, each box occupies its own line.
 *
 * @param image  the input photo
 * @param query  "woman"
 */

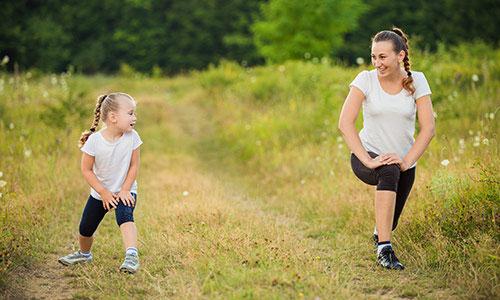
xmin=338 ymin=28 xmax=435 ymax=270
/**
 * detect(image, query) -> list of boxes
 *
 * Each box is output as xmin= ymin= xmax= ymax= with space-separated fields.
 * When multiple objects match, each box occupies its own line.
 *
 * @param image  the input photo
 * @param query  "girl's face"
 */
xmin=109 ymin=97 xmax=137 ymax=132
xmin=371 ymin=41 xmax=405 ymax=77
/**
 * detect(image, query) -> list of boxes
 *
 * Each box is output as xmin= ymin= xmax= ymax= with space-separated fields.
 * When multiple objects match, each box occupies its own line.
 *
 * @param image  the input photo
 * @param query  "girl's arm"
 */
xmin=338 ymin=87 xmax=383 ymax=169
xmin=401 ymin=95 xmax=435 ymax=170
xmin=81 ymin=153 xmax=119 ymax=210
xmin=118 ymin=148 xmax=140 ymax=206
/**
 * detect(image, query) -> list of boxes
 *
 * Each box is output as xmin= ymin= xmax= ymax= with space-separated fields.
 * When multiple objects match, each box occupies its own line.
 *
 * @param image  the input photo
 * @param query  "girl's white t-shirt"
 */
xmin=350 ymin=69 xmax=431 ymax=167
xmin=81 ymin=129 xmax=143 ymax=200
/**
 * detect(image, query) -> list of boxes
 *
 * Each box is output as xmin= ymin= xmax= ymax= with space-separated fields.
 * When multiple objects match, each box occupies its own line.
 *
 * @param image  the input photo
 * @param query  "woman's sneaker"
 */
xmin=119 ymin=253 xmax=140 ymax=274
xmin=58 ymin=251 xmax=93 ymax=266
xmin=377 ymin=246 xmax=405 ymax=270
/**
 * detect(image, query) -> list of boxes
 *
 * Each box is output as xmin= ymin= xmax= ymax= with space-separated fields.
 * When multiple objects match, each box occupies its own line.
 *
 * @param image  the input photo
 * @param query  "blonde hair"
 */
xmin=78 ymin=92 xmax=134 ymax=147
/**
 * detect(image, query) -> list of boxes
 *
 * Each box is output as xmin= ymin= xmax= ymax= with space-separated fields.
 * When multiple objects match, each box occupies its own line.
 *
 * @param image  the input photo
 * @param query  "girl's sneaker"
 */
xmin=58 ymin=251 xmax=93 ymax=266
xmin=119 ymin=253 xmax=140 ymax=274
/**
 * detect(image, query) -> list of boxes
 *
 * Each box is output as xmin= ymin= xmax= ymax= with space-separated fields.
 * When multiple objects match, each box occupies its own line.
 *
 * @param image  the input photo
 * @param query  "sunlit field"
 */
xmin=1 ymin=43 xmax=498 ymax=299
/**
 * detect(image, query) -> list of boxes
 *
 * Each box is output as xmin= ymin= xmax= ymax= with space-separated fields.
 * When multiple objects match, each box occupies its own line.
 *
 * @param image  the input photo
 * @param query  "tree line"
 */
xmin=1 ymin=0 xmax=498 ymax=74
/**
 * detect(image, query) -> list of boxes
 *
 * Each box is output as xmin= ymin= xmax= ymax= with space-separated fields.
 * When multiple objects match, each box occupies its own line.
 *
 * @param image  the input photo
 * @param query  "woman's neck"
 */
xmin=101 ymin=126 xmax=124 ymax=142
xmin=379 ymin=68 xmax=405 ymax=83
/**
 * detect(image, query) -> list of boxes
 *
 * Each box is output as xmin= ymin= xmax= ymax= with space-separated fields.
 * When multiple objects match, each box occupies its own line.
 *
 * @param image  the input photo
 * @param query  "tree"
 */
xmin=252 ymin=0 xmax=366 ymax=63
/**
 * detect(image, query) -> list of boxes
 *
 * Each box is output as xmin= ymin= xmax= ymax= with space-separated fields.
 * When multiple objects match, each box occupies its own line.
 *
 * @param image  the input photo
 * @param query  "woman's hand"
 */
xmin=364 ymin=156 xmax=384 ymax=169
xmin=101 ymin=190 xmax=119 ymax=210
xmin=398 ymin=160 xmax=411 ymax=172
xmin=117 ymin=189 xmax=135 ymax=207
xmin=379 ymin=153 xmax=403 ymax=166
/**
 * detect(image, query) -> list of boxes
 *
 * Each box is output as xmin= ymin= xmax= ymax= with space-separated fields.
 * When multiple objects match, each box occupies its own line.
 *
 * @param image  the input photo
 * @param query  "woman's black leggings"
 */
xmin=350 ymin=152 xmax=415 ymax=230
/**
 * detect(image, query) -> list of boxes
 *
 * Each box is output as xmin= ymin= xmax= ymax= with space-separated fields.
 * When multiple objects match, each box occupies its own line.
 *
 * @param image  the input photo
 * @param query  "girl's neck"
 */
xmin=101 ymin=126 xmax=124 ymax=142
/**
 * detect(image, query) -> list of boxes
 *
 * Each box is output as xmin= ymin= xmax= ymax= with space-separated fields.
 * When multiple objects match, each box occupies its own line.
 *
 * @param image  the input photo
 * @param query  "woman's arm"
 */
xmin=118 ymin=148 xmax=140 ymax=206
xmin=338 ymin=87 xmax=382 ymax=169
xmin=81 ymin=153 xmax=118 ymax=209
xmin=401 ymin=95 xmax=435 ymax=170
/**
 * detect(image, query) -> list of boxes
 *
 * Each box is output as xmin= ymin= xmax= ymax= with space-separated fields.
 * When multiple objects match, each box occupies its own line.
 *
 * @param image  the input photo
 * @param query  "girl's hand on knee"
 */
xmin=101 ymin=190 xmax=119 ymax=210
xmin=118 ymin=190 xmax=135 ymax=207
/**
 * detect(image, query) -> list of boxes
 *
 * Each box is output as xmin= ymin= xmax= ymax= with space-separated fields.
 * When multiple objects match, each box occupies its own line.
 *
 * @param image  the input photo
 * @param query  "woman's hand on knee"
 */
xmin=379 ymin=153 xmax=403 ymax=166
xmin=365 ymin=156 xmax=384 ymax=169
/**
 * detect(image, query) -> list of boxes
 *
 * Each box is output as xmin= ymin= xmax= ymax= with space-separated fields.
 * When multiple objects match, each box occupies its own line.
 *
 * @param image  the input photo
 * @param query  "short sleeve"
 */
xmin=132 ymin=130 xmax=143 ymax=149
xmin=81 ymin=133 xmax=96 ymax=156
xmin=349 ymin=71 xmax=369 ymax=96
xmin=413 ymin=72 xmax=432 ymax=100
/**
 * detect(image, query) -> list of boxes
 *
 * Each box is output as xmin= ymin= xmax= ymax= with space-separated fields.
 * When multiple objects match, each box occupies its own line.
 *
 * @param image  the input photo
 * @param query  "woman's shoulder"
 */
xmin=411 ymin=70 xmax=428 ymax=80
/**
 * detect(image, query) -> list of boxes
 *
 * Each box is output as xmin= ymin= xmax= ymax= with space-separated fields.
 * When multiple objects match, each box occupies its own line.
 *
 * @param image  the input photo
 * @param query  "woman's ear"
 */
xmin=398 ymin=50 xmax=406 ymax=63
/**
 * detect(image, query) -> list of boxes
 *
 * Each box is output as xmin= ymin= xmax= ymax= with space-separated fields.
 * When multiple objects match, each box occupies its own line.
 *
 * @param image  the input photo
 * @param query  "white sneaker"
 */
xmin=58 ymin=251 xmax=93 ymax=266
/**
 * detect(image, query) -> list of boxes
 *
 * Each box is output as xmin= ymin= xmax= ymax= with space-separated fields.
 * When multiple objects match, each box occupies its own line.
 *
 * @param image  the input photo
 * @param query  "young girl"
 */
xmin=338 ymin=28 xmax=435 ymax=270
xmin=59 ymin=92 xmax=143 ymax=274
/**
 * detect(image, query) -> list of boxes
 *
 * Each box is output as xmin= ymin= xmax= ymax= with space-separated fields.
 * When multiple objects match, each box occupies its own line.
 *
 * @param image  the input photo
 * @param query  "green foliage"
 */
xmin=252 ymin=0 xmax=366 ymax=63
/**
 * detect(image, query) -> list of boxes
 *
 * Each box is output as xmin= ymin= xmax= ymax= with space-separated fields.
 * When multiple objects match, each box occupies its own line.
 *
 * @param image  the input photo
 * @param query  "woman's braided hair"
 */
xmin=373 ymin=27 xmax=415 ymax=95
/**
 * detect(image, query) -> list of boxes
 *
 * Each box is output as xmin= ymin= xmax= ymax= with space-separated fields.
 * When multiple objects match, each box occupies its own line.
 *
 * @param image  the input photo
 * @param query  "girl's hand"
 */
xmin=379 ymin=153 xmax=403 ymax=166
xmin=364 ymin=156 xmax=384 ymax=169
xmin=101 ymin=190 xmax=119 ymax=210
xmin=118 ymin=189 xmax=135 ymax=207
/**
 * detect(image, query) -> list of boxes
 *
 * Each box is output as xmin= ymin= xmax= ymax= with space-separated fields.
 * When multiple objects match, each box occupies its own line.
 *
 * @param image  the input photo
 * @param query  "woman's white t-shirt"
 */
xmin=81 ymin=129 xmax=143 ymax=200
xmin=350 ymin=70 xmax=431 ymax=167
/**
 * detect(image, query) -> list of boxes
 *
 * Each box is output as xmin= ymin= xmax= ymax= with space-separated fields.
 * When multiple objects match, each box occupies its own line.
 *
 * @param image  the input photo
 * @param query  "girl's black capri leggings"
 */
xmin=79 ymin=193 xmax=137 ymax=237
xmin=350 ymin=151 xmax=415 ymax=230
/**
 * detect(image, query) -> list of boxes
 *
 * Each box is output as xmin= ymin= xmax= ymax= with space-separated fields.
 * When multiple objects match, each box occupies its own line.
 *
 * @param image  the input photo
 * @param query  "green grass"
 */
xmin=0 ymin=43 xmax=498 ymax=299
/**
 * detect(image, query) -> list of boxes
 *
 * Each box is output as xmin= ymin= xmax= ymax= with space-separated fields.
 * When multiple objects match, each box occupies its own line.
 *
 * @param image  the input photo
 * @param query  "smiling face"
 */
xmin=108 ymin=96 xmax=137 ymax=133
xmin=371 ymin=41 xmax=405 ymax=78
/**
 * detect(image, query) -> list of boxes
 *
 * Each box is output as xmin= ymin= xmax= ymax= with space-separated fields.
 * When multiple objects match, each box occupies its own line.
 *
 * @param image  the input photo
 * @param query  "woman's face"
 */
xmin=371 ymin=41 xmax=404 ymax=77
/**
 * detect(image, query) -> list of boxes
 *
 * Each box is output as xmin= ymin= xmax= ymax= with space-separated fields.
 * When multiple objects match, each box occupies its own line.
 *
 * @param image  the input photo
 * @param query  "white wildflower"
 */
xmin=468 ymin=130 xmax=474 ymax=135
xmin=0 ymin=192 xmax=2 ymax=198
xmin=1 ymin=56 xmax=9 ymax=65
xmin=489 ymin=113 xmax=495 ymax=120
xmin=300 ymin=179 xmax=306 ymax=185
xmin=472 ymin=74 xmax=479 ymax=82
xmin=356 ymin=57 xmax=365 ymax=65
xmin=459 ymin=138 xmax=465 ymax=149
xmin=0 ymin=180 xmax=7 ymax=188
xmin=182 ymin=191 xmax=189 ymax=197
xmin=440 ymin=159 xmax=450 ymax=167
xmin=337 ymin=143 xmax=343 ymax=149
xmin=0 ymin=171 xmax=3 ymax=178
xmin=51 ymin=75 xmax=58 ymax=85
xmin=24 ymin=149 xmax=32 ymax=158
xmin=336 ymin=136 xmax=343 ymax=143
xmin=278 ymin=65 xmax=286 ymax=73
xmin=8 ymin=123 xmax=14 ymax=130
xmin=482 ymin=138 xmax=489 ymax=145
xmin=304 ymin=52 xmax=311 ymax=59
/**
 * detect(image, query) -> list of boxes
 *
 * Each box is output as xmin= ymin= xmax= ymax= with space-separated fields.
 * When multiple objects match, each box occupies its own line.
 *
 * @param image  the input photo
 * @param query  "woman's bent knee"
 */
xmin=377 ymin=164 xmax=400 ymax=192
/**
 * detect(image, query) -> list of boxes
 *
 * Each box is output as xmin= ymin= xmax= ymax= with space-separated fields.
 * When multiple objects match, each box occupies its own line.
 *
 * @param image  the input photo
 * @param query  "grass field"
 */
xmin=0 ymin=43 xmax=498 ymax=299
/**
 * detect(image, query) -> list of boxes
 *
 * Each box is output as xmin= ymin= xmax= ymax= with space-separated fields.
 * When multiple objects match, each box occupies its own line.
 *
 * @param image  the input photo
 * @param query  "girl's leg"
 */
xmin=392 ymin=167 xmax=416 ymax=230
xmin=119 ymin=222 xmax=137 ymax=250
xmin=79 ymin=195 xmax=108 ymax=252
xmin=115 ymin=194 xmax=138 ymax=251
